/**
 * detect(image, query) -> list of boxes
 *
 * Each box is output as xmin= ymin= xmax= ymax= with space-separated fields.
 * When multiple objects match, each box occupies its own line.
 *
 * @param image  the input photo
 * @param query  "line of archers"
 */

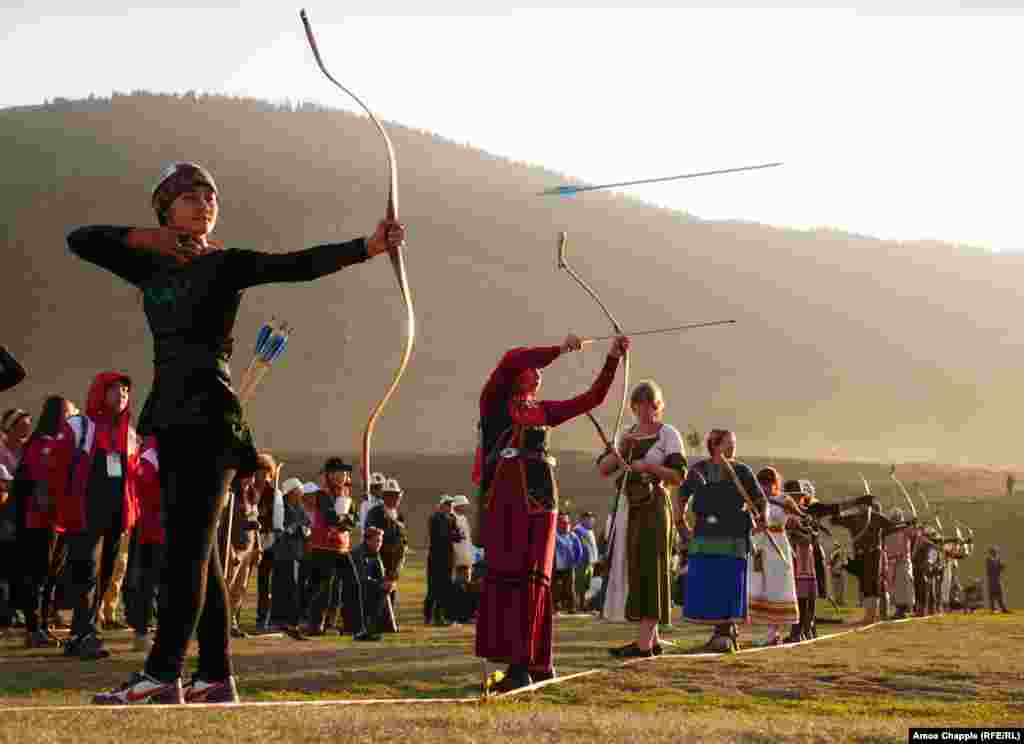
xmin=2 ymin=614 xmax=947 ymax=712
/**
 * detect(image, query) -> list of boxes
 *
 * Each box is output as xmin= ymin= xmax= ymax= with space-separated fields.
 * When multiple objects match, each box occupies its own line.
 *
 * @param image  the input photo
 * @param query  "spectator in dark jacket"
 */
xmin=351 ymin=527 xmax=388 ymax=638
xmin=987 ymin=547 xmax=1010 ymax=613
xmin=365 ymin=478 xmax=408 ymax=623
xmin=272 ymin=478 xmax=311 ymax=638
xmin=424 ymin=494 xmax=459 ymax=625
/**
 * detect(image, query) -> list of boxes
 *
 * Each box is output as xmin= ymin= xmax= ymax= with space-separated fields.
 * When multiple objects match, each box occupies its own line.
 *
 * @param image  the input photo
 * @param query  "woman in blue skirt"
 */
xmin=679 ymin=429 xmax=760 ymax=652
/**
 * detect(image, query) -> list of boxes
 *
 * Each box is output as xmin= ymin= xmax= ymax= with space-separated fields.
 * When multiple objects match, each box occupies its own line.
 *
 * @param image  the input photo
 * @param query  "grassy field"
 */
xmin=1 ymin=452 xmax=1020 ymax=742
xmin=1 ymin=554 xmax=1021 ymax=743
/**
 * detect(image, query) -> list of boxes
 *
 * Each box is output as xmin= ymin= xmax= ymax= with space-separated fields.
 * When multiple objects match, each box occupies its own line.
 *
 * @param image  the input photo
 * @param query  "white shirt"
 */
xmin=615 ymin=423 xmax=685 ymax=468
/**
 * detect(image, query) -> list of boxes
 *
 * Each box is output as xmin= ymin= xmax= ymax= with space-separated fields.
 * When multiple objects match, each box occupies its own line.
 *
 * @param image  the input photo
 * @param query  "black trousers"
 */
xmin=131 ymin=542 xmax=166 ymax=634
xmin=424 ymin=555 xmax=453 ymax=622
xmin=257 ymin=545 xmax=275 ymax=624
xmin=144 ymin=430 xmax=236 ymax=683
xmin=66 ymin=522 xmax=123 ymax=639
xmin=307 ymin=551 xmax=365 ymax=635
xmin=271 ymin=560 xmax=300 ymax=627
xmin=19 ymin=527 xmax=59 ymax=634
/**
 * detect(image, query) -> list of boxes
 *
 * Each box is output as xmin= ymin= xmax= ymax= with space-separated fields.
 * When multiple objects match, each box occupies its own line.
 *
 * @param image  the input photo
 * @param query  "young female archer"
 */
xmin=68 ymin=161 xmax=405 ymax=705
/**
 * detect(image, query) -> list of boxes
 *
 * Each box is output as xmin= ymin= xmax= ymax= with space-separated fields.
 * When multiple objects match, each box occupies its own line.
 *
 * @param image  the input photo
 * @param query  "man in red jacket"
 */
xmin=50 ymin=372 xmax=140 ymax=661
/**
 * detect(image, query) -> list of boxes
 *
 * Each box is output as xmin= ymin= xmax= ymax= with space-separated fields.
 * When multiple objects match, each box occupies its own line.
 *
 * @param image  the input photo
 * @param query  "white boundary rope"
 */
xmin=1 ymin=614 xmax=945 ymax=712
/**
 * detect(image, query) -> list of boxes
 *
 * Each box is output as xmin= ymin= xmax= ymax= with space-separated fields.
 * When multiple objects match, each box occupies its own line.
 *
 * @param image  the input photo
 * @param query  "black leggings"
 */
xmin=144 ymin=430 xmax=236 ymax=683
xmin=19 ymin=527 xmax=59 ymax=633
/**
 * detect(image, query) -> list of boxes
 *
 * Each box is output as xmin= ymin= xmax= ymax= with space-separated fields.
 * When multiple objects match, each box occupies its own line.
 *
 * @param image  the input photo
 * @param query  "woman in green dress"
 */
xmin=598 ymin=381 xmax=686 ymax=658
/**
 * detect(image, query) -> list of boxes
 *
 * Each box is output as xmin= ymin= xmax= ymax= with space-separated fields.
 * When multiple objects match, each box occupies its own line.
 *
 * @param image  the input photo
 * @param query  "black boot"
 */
xmin=492 ymin=664 xmax=532 ymax=693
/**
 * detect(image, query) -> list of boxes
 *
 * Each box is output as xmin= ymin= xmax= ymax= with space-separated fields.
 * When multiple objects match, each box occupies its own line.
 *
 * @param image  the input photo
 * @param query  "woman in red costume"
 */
xmin=474 ymin=333 xmax=629 ymax=691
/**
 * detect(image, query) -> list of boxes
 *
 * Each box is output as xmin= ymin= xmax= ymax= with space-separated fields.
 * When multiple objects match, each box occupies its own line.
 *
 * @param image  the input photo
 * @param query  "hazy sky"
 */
xmin=4 ymin=3 xmax=1022 ymax=251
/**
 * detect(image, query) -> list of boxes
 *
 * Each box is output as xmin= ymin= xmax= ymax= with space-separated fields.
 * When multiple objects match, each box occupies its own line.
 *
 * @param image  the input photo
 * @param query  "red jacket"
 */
xmin=309 ymin=492 xmax=353 ymax=555
xmin=51 ymin=371 xmax=140 ymax=534
xmin=17 ymin=435 xmax=60 ymax=530
xmin=136 ymin=442 xmax=164 ymax=545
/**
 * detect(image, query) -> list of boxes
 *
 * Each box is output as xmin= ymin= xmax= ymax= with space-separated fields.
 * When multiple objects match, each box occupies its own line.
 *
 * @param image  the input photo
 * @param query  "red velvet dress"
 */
xmin=474 ymin=346 xmax=619 ymax=672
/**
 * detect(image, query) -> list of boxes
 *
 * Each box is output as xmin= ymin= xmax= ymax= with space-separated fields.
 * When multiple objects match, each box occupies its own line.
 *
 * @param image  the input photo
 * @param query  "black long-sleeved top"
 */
xmin=0 ymin=346 xmax=26 ymax=393
xmin=67 ymin=226 xmax=369 ymax=461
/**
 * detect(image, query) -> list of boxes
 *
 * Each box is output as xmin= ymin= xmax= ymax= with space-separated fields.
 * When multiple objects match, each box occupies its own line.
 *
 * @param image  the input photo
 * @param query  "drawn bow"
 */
xmin=557 ymin=232 xmax=630 ymax=460
xmin=301 ymin=10 xmax=415 ymax=499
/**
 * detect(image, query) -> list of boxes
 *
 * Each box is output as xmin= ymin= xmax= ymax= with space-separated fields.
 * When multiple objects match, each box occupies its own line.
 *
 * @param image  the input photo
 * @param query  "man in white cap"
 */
xmin=365 ymin=478 xmax=408 ymax=630
xmin=359 ymin=472 xmax=386 ymax=533
xmin=425 ymin=494 xmax=457 ymax=625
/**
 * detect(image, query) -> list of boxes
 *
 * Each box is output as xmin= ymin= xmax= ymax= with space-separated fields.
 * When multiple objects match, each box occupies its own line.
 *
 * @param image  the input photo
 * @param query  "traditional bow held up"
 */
xmin=300 ymin=10 xmax=415 ymax=500
xmin=557 ymin=232 xmax=629 ymax=448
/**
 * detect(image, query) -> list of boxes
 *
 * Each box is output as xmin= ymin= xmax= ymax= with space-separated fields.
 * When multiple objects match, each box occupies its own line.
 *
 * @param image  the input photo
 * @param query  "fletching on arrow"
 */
xmin=239 ymin=320 xmax=293 ymax=404
xmin=539 ymin=162 xmax=783 ymax=197
xmin=255 ymin=318 xmax=275 ymax=356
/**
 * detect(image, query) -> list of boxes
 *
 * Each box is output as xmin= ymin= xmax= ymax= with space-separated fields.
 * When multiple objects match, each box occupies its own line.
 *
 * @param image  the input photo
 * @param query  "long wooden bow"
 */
xmin=557 ymin=232 xmax=629 ymax=446
xmin=301 ymin=11 xmax=415 ymax=499
xmin=557 ymin=232 xmax=631 ymax=516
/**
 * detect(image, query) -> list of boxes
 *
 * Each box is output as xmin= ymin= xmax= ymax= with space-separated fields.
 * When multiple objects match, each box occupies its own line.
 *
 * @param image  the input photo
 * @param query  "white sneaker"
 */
xmin=183 ymin=675 xmax=240 ymax=704
xmin=93 ymin=672 xmax=183 ymax=705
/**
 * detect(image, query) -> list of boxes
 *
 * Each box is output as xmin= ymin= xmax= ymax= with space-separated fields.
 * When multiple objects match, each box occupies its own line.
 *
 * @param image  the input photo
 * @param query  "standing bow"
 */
xmin=301 ymin=10 xmax=415 ymax=500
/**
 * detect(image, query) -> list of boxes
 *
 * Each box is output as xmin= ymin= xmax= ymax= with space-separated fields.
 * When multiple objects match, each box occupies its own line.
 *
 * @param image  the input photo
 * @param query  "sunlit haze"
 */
xmin=3 ymin=3 xmax=1021 ymax=252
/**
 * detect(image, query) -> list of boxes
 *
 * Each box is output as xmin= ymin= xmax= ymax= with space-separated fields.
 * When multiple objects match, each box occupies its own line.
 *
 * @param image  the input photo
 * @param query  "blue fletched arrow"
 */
xmin=268 ymin=335 xmax=290 ymax=364
xmin=261 ymin=333 xmax=286 ymax=364
xmin=255 ymin=320 xmax=275 ymax=356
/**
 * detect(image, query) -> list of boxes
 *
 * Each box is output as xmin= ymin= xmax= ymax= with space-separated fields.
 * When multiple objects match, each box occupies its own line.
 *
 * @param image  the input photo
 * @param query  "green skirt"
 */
xmin=625 ymin=484 xmax=673 ymax=624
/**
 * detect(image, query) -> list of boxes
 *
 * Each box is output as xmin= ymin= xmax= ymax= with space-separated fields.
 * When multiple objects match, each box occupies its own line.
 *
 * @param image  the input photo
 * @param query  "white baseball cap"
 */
xmin=382 ymin=478 xmax=402 ymax=494
xmin=451 ymin=494 xmax=470 ymax=507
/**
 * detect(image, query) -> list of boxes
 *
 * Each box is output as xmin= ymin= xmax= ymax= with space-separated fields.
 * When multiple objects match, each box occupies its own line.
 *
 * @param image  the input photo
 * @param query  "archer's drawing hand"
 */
xmin=127 ymin=228 xmax=208 ymax=265
xmin=561 ymin=333 xmax=583 ymax=354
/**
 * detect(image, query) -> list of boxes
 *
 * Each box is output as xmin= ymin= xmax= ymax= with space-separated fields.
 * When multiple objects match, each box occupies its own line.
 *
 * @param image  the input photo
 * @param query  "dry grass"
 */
xmin=1 ymin=554 xmax=1021 ymax=743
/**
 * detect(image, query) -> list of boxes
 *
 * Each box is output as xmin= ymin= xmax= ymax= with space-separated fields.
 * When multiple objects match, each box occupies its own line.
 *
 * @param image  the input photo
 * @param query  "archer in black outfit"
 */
xmin=71 ymin=162 xmax=406 ymax=706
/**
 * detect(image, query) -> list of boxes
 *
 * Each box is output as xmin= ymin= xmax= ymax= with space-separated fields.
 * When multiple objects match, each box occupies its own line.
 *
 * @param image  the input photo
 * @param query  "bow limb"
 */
xmin=888 ymin=471 xmax=919 ymax=520
xmin=300 ymin=10 xmax=414 ymax=498
xmin=718 ymin=457 xmax=786 ymax=562
xmin=851 ymin=504 xmax=874 ymax=544
xmin=558 ymin=232 xmax=631 ymax=519
xmin=586 ymin=411 xmax=615 ymax=452
xmin=557 ymin=232 xmax=630 ymax=442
